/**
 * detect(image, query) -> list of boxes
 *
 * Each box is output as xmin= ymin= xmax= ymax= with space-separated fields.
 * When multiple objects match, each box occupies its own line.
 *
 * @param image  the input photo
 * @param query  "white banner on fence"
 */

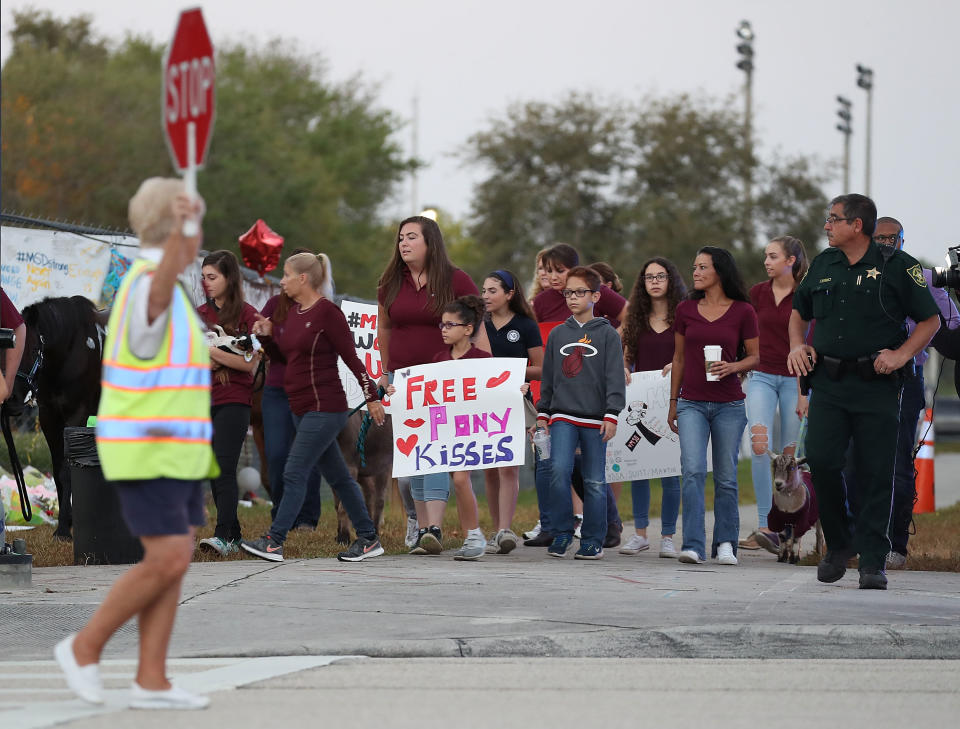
xmin=605 ymin=370 xmax=712 ymax=482
xmin=388 ymin=358 xmax=527 ymax=478
xmin=0 ymin=226 xmax=123 ymax=310
xmin=337 ymin=300 xmax=384 ymax=409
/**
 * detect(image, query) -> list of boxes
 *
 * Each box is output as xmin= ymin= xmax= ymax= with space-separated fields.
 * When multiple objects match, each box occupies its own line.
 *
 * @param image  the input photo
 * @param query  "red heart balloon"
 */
xmin=238 ymin=219 xmax=284 ymax=277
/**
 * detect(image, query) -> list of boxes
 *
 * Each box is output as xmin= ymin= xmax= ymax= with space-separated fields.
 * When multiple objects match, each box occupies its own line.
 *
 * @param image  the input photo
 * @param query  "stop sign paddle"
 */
xmin=162 ymin=7 xmax=215 ymax=235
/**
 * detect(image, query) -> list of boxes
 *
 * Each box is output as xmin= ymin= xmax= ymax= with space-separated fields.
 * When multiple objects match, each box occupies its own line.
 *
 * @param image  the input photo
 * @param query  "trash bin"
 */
xmin=66 ymin=427 xmax=143 ymax=565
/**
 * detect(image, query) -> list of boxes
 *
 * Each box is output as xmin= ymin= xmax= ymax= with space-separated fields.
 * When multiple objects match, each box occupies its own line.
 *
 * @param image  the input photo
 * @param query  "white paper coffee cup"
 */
xmin=704 ymin=345 xmax=723 ymax=381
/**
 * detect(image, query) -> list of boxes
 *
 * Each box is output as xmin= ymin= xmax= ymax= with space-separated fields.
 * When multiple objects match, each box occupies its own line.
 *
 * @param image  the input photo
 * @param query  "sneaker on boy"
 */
xmin=574 ymin=542 xmax=604 ymax=560
xmin=547 ymin=533 xmax=574 ymax=558
xmin=240 ymin=535 xmax=284 ymax=562
xmin=337 ymin=535 xmax=384 ymax=562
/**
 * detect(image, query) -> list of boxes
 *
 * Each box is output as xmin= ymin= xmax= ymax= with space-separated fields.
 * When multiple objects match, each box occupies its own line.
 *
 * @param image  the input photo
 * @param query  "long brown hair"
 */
xmin=202 ymin=250 xmax=245 ymax=333
xmin=529 ymin=248 xmax=549 ymax=298
xmin=378 ymin=216 xmax=455 ymax=316
xmin=622 ymin=257 xmax=687 ymax=370
xmin=769 ymin=235 xmax=809 ymax=282
xmin=486 ymin=269 xmax=535 ymax=321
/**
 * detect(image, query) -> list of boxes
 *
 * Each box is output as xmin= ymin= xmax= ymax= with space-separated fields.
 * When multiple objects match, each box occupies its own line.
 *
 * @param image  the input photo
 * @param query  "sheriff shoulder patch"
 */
xmin=906 ymin=264 xmax=927 ymax=287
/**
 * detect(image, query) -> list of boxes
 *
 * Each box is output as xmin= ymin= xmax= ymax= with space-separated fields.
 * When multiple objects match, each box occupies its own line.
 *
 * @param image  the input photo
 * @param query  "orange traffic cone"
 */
xmin=914 ymin=408 xmax=935 ymax=514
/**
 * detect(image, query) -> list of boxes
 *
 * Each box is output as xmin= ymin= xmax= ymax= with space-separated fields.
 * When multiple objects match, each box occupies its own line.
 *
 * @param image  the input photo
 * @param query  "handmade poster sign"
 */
xmin=389 ymin=358 xmax=526 ymax=477
xmin=337 ymin=300 xmax=383 ymax=409
xmin=605 ymin=370 xmax=712 ymax=482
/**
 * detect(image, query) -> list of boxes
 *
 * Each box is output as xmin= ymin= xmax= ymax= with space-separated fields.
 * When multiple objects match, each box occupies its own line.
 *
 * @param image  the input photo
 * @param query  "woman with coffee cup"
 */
xmin=667 ymin=247 xmax=759 ymax=566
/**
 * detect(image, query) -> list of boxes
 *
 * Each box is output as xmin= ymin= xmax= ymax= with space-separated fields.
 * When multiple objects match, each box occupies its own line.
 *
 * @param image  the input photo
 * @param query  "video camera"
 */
xmin=931 ymin=245 xmax=960 ymax=290
xmin=0 ymin=328 xmax=15 ymax=350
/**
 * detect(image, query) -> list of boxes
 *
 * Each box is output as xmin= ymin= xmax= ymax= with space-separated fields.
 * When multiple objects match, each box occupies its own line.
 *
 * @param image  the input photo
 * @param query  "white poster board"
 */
xmin=337 ymin=300 xmax=383 ymax=409
xmin=605 ymin=370 xmax=712 ymax=482
xmin=388 ymin=358 xmax=527 ymax=477
xmin=0 ymin=227 xmax=123 ymax=310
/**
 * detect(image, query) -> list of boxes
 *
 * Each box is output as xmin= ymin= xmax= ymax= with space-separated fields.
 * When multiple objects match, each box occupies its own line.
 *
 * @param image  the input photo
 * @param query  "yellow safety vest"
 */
xmin=96 ymin=258 xmax=220 ymax=481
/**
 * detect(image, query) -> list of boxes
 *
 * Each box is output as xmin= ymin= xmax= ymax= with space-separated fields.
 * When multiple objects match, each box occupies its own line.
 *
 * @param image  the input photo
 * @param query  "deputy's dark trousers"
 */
xmin=805 ymin=373 xmax=901 ymax=571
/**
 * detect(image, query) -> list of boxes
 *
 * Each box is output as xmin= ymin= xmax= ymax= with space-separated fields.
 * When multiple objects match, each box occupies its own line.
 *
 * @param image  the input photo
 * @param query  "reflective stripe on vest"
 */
xmin=96 ymin=258 xmax=218 ymax=481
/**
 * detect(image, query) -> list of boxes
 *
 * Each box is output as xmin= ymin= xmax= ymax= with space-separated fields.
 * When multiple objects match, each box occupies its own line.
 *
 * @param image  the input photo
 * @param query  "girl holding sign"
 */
xmin=377 ymin=216 xmax=489 ymax=555
xmin=619 ymin=258 xmax=687 ymax=559
xmin=246 ymin=253 xmax=385 ymax=563
xmin=482 ymin=270 xmax=543 ymax=554
xmin=667 ymin=247 xmax=759 ymax=566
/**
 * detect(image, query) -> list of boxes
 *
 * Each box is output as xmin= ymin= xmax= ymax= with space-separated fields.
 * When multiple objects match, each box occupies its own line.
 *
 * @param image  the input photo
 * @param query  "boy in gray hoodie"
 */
xmin=536 ymin=266 xmax=626 ymax=559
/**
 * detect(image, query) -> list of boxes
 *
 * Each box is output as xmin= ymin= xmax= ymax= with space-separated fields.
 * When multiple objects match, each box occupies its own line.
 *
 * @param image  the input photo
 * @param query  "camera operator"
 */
xmin=1 ymin=288 xmax=26 ymax=404
xmin=930 ymin=245 xmax=960 ymax=363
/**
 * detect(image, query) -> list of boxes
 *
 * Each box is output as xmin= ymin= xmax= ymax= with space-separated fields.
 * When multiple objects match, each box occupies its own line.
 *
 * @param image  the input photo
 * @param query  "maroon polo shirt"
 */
xmin=675 ymin=299 xmax=758 ymax=403
xmin=533 ymin=286 xmax=626 ymax=327
xmin=378 ymin=268 xmax=478 ymax=371
xmin=432 ymin=345 xmax=492 ymax=362
xmin=263 ymin=298 xmax=377 ymax=416
xmin=749 ymin=281 xmax=794 ymax=377
xmin=631 ymin=325 xmax=676 ymax=372
xmin=197 ymin=301 xmax=260 ymax=407
xmin=0 ymin=289 xmax=23 ymax=329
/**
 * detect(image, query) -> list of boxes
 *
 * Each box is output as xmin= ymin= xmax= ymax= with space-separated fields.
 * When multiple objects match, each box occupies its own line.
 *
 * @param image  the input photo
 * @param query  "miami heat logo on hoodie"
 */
xmin=560 ymin=333 xmax=598 ymax=378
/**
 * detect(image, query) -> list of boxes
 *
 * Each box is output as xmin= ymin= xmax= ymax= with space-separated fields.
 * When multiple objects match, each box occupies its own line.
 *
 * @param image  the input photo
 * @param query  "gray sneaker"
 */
xmin=198 ymin=536 xmax=239 ymax=556
xmin=497 ymin=529 xmax=519 ymax=554
xmin=484 ymin=533 xmax=500 ymax=554
xmin=404 ymin=517 xmax=420 ymax=549
xmin=453 ymin=532 xmax=486 ymax=561
xmin=885 ymin=551 xmax=907 ymax=570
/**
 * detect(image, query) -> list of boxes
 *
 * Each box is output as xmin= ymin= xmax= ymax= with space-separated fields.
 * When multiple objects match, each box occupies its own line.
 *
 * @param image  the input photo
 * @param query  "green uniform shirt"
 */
xmin=793 ymin=241 xmax=939 ymax=360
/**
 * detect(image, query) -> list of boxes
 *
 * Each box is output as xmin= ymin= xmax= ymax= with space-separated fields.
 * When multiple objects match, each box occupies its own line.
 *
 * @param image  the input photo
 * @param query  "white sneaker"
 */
xmin=619 ymin=534 xmax=650 ymax=555
xmin=404 ymin=517 xmax=420 ymax=549
xmin=716 ymin=541 xmax=738 ymax=565
xmin=659 ymin=536 xmax=678 ymax=558
xmin=485 ymin=532 xmax=500 ymax=554
xmin=453 ymin=532 xmax=486 ymax=561
xmin=573 ymin=514 xmax=583 ymax=539
xmin=677 ymin=549 xmax=704 ymax=564
xmin=497 ymin=529 xmax=519 ymax=554
xmin=54 ymin=634 xmax=103 ymax=705
xmin=131 ymin=682 xmax=210 ymax=710
xmin=522 ymin=521 xmax=541 ymax=540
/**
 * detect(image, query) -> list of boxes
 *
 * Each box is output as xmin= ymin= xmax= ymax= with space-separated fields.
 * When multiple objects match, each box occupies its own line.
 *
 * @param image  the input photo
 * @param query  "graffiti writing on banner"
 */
xmin=389 ymin=358 xmax=527 ymax=478
xmin=605 ymin=369 xmax=713 ymax=482
xmin=337 ymin=299 xmax=383 ymax=409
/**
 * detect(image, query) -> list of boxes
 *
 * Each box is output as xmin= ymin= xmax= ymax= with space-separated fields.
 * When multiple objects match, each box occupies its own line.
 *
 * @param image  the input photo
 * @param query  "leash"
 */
xmin=348 ymin=386 xmax=385 ymax=468
xmin=0 ymin=403 xmax=32 ymax=522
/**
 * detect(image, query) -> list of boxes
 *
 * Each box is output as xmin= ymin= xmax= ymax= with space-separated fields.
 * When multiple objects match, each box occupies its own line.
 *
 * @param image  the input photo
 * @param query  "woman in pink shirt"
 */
xmin=740 ymin=236 xmax=809 ymax=554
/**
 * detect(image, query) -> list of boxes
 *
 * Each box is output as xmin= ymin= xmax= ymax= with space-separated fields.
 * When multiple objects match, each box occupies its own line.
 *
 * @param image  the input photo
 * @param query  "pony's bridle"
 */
xmin=16 ymin=334 xmax=44 ymax=403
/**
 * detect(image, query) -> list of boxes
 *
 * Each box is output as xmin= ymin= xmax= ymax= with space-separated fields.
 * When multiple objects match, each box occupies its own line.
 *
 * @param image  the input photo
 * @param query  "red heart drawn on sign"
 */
xmin=403 ymin=418 xmax=426 ymax=429
xmin=486 ymin=371 xmax=510 ymax=389
xmin=396 ymin=435 xmax=418 ymax=457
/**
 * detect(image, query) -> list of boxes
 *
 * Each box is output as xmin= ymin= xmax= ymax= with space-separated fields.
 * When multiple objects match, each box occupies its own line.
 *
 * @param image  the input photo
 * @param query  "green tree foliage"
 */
xmin=1 ymin=10 xmax=412 ymax=295
xmin=462 ymin=92 xmax=829 ymax=289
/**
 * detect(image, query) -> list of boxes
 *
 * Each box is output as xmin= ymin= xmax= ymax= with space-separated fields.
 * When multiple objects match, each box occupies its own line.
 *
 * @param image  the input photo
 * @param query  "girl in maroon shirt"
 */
xmin=619 ymin=257 xmax=687 ymax=559
xmin=196 ymin=250 xmax=262 ymax=557
xmin=245 ymin=253 xmax=385 ymax=563
xmin=376 ymin=215 xmax=489 ymax=555
xmin=668 ymin=247 xmax=759 ymax=566
xmin=741 ymin=236 xmax=810 ymax=553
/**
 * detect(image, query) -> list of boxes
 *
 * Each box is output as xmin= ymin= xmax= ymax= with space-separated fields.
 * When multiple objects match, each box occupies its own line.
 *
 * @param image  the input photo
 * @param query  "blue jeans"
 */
xmin=262 ymin=386 xmax=323 ymax=527
xmin=631 ymin=476 xmax=681 ymax=535
xmin=677 ymin=399 xmax=747 ymax=560
xmin=546 ymin=422 xmax=607 ymax=550
xmin=269 ymin=410 xmax=376 ymax=544
xmin=534 ymin=449 xmax=554 ymax=535
xmin=745 ymin=372 xmax=801 ymax=529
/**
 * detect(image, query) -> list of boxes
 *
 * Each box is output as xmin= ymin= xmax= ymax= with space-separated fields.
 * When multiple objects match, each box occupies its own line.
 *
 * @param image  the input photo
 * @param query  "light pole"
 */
xmin=735 ymin=20 xmax=754 ymax=249
xmin=411 ymin=92 xmax=420 ymax=214
xmin=836 ymin=96 xmax=852 ymax=191
xmin=856 ymin=64 xmax=873 ymax=196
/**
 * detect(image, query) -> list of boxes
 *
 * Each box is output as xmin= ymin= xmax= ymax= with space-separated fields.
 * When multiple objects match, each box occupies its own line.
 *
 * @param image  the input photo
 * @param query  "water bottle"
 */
xmin=532 ymin=427 xmax=550 ymax=460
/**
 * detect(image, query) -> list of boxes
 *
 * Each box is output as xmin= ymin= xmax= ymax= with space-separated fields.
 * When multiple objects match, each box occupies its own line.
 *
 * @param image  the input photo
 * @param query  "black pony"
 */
xmin=12 ymin=296 xmax=108 ymax=540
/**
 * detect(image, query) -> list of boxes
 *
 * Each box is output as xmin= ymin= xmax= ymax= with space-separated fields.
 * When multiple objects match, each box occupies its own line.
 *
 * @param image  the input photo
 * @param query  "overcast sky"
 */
xmin=3 ymin=0 xmax=959 ymax=267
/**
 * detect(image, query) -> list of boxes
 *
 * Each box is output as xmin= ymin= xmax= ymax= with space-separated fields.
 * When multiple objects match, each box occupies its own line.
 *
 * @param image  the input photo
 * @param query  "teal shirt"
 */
xmin=793 ymin=241 xmax=939 ymax=360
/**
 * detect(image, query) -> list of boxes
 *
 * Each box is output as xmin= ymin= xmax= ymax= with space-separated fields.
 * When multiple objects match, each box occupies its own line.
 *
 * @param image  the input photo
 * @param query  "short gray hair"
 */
xmin=128 ymin=177 xmax=185 ymax=246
